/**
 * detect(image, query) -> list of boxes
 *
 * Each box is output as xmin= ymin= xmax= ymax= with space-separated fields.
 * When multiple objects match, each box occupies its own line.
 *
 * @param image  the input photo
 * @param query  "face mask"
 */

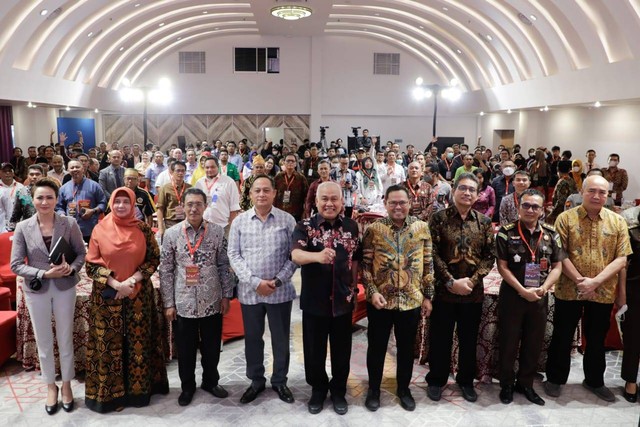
xmin=502 ymin=167 xmax=515 ymax=176
xmin=609 ymin=160 xmax=618 ymax=167
xmin=572 ymin=166 xmax=581 ymax=173
xmin=447 ymin=152 xmax=454 ymax=160
xmin=529 ymin=151 xmax=535 ymax=157
xmin=422 ymin=174 xmax=433 ymax=184
xmin=460 ymin=150 xmax=468 ymax=156
xmin=272 ymin=150 xmax=278 ymax=156
xmin=350 ymin=157 xmax=356 ymax=162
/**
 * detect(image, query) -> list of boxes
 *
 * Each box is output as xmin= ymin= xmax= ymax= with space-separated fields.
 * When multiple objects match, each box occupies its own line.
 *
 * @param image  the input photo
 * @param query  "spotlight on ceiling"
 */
xmin=479 ymin=111 xmax=485 ymax=116
xmin=65 ymin=106 xmax=71 ymax=111
xmin=594 ymin=101 xmax=601 ymax=108
xmin=271 ymin=5 xmax=312 ymax=21
xmin=40 ymin=9 xmax=48 ymax=16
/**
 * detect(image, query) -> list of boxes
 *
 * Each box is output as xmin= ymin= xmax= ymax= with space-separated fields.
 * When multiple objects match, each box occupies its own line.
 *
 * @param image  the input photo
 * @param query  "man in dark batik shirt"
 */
xmin=426 ymin=172 xmax=495 ymax=403
xmin=291 ymin=181 xmax=360 ymax=416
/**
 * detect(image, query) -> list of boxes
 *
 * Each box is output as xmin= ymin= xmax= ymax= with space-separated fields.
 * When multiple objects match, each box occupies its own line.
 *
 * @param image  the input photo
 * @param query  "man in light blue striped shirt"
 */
xmin=228 ymin=175 xmax=298 ymax=405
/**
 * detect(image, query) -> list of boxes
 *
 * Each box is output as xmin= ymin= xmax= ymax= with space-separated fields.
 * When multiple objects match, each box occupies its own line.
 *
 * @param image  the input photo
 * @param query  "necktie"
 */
xmin=115 ymin=168 xmax=122 ymax=187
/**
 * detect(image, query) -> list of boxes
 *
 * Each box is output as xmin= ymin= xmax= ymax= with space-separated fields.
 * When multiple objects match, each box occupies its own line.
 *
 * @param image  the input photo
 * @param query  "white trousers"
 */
xmin=24 ymin=285 xmax=76 ymax=384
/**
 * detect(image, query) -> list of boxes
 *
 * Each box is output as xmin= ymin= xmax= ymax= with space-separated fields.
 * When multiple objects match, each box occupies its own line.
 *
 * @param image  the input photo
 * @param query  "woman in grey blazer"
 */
xmin=10 ymin=178 xmax=86 ymax=415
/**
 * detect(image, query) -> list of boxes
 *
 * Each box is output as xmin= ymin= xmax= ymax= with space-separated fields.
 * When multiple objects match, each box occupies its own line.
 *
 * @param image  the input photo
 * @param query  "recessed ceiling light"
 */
xmin=214 ymin=27 xmax=219 ymax=30
xmin=530 ymin=14 xmax=537 ymax=21
xmin=177 ymin=36 xmax=182 ymax=40
xmin=544 ymin=106 xmax=549 ymax=111
xmin=594 ymin=101 xmax=601 ymax=108
xmin=362 ymin=28 xmax=368 ymax=31
xmin=479 ymin=111 xmax=485 ymax=116
xmin=119 ymin=46 xmax=124 ymax=51
xmin=134 ymin=3 xmax=140 ymax=7
xmin=65 ymin=106 xmax=70 ymax=111
xmin=402 ymin=39 xmax=406 ymax=43
xmin=486 ymin=34 xmax=493 ymax=41
xmin=518 ymin=13 xmax=533 ymax=26
xmin=434 ymin=60 xmax=439 ymax=64
xmin=142 ymin=58 xmax=147 ymax=62
xmin=87 ymin=32 xmax=93 ymax=37
xmin=442 ymin=7 xmax=449 ymax=11
xmin=94 ymin=108 xmax=99 ymax=113
xmin=419 ymin=25 xmax=424 ymax=29
xmin=456 ymin=49 xmax=462 ymax=54
xmin=374 ymin=13 xmax=380 ymax=16
xmin=40 ymin=9 xmax=48 ymax=16
xmin=158 ymin=22 xmax=165 ymax=27
xmin=203 ymin=11 xmax=208 ymax=14
xmin=507 ymin=109 xmax=512 ymax=114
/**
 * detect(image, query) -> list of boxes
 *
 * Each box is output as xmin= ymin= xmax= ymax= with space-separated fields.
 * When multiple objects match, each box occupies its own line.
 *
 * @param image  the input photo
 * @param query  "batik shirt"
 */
xmin=361 ymin=216 xmax=434 ymax=311
xmin=555 ymin=206 xmax=631 ymax=304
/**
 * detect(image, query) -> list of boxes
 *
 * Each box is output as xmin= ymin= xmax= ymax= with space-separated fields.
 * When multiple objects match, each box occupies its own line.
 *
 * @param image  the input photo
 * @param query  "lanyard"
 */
xmin=184 ymin=223 xmax=207 ymax=261
xmin=407 ymin=181 xmax=420 ymax=199
xmin=444 ymin=158 xmax=452 ymax=170
xmin=205 ymin=176 xmax=219 ymax=193
xmin=517 ymin=220 xmax=544 ymax=262
xmin=284 ymin=172 xmax=295 ymax=190
xmin=3 ymin=182 xmax=17 ymax=199
xmin=513 ymin=192 xmax=519 ymax=208
xmin=172 ymin=180 xmax=186 ymax=204
xmin=361 ymin=168 xmax=372 ymax=180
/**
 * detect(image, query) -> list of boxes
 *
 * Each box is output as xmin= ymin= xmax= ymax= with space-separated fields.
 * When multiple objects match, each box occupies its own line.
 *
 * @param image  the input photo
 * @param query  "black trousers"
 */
xmin=622 ymin=279 xmax=640 ymax=383
xmin=366 ymin=304 xmax=420 ymax=393
xmin=546 ymin=299 xmax=613 ymax=388
xmin=344 ymin=206 xmax=353 ymax=218
xmin=175 ymin=314 xmax=223 ymax=392
xmin=241 ymin=301 xmax=292 ymax=388
xmin=302 ymin=311 xmax=352 ymax=397
xmin=498 ymin=285 xmax=548 ymax=387
xmin=426 ymin=300 xmax=483 ymax=387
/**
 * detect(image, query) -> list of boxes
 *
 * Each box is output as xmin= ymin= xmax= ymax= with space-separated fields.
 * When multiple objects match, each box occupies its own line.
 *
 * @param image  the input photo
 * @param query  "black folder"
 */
xmin=48 ymin=236 xmax=77 ymax=265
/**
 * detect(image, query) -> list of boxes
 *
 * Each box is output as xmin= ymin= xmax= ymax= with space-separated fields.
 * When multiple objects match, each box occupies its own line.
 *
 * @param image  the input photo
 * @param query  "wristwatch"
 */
xmin=130 ymin=277 xmax=137 ymax=285
xmin=445 ymin=279 xmax=454 ymax=290
xmin=274 ymin=278 xmax=283 ymax=288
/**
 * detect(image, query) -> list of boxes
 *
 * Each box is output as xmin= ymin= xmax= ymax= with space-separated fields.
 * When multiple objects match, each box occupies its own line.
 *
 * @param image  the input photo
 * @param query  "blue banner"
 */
xmin=56 ymin=117 xmax=96 ymax=150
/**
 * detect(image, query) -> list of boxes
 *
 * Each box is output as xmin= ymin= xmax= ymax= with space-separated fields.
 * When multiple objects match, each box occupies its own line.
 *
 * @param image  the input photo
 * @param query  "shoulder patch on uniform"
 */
xmin=497 ymin=232 xmax=508 ymax=240
xmin=541 ymin=223 xmax=556 ymax=232
xmin=504 ymin=223 xmax=515 ymax=230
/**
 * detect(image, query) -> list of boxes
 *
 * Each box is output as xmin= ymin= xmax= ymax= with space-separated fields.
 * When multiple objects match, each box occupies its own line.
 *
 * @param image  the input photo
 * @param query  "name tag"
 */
xmin=445 ymin=171 xmax=452 ymax=180
xmin=283 ymin=190 xmax=291 ymax=204
xmin=524 ymin=263 xmax=541 ymax=288
xmin=174 ymin=204 xmax=185 ymax=220
xmin=308 ymin=169 xmax=313 ymax=177
xmin=212 ymin=193 xmax=218 ymax=203
xmin=185 ymin=265 xmax=200 ymax=286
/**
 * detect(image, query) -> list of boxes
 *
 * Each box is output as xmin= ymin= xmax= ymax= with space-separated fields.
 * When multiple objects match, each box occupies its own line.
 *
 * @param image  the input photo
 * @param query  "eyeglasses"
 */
xmin=521 ymin=202 xmax=542 ymax=211
xmin=387 ymin=200 xmax=409 ymax=207
xmin=456 ymin=185 xmax=477 ymax=194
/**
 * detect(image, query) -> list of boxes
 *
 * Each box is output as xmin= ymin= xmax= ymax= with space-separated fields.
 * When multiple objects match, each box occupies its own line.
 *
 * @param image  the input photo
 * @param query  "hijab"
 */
xmin=190 ymin=153 xmax=208 ymax=185
xmin=360 ymin=156 xmax=378 ymax=185
xmin=571 ymin=159 xmax=584 ymax=189
xmin=86 ymin=187 xmax=146 ymax=285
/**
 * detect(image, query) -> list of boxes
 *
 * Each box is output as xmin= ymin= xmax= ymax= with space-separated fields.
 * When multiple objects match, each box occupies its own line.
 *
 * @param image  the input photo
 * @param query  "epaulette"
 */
xmin=541 ymin=223 xmax=556 ymax=232
xmin=503 ymin=223 xmax=515 ymax=230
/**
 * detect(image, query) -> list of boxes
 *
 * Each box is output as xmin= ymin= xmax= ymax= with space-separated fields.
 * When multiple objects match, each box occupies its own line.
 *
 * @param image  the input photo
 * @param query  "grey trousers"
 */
xmin=24 ymin=285 xmax=76 ymax=384
xmin=240 ymin=301 xmax=292 ymax=388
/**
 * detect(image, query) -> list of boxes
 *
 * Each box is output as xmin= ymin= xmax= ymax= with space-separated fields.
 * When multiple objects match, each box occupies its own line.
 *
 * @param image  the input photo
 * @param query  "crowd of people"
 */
xmin=2 ymin=131 xmax=638 ymax=417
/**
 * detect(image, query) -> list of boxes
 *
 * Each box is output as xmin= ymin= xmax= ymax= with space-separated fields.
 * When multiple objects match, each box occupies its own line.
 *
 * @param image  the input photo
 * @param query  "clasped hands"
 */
xmin=43 ymin=255 xmax=72 ymax=279
xmin=370 ymin=292 xmax=432 ymax=317
xmin=576 ymin=276 xmax=599 ymax=300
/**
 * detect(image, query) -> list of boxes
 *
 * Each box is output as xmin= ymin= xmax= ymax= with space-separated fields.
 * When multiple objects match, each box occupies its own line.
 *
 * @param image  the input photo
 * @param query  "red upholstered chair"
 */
xmin=0 ymin=232 xmax=17 ymax=303
xmin=0 ymin=286 xmax=17 ymax=367
xmin=352 ymin=284 xmax=368 ymax=324
xmin=222 ymin=299 xmax=245 ymax=342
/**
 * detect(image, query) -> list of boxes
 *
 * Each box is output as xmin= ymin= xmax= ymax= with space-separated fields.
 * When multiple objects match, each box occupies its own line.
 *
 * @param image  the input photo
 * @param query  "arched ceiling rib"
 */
xmin=0 ymin=0 xmax=638 ymax=107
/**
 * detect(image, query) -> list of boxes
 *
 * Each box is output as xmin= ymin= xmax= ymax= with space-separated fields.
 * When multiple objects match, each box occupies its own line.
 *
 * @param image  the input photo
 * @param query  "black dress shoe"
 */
xmin=307 ymin=391 xmax=326 ymax=414
xmin=178 ymin=390 xmax=195 ymax=406
xmin=62 ymin=399 xmax=75 ymax=412
xmin=458 ymin=384 xmax=477 ymax=402
xmin=201 ymin=383 xmax=229 ymax=398
xmin=331 ymin=394 xmax=348 ymax=415
xmin=365 ymin=389 xmax=380 ymax=412
xmin=240 ymin=384 xmax=266 ymax=404
xmin=272 ymin=385 xmax=294 ymax=403
xmin=499 ymin=386 xmax=513 ymax=404
xmin=45 ymin=386 xmax=59 ymax=415
xmin=398 ymin=389 xmax=416 ymax=411
xmin=622 ymin=386 xmax=637 ymax=403
xmin=427 ymin=385 xmax=442 ymax=401
xmin=515 ymin=383 xmax=545 ymax=406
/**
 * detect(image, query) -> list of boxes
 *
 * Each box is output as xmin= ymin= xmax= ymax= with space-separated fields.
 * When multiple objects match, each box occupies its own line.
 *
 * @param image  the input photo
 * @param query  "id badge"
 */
xmin=391 ymin=177 xmax=397 ymax=185
xmin=412 ymin=200 xmax=421 ymax=211
xmin=533 ymin=173 xmax=539 ymax=181
xmin=68 ymin=202 xmax=77 ymax=216
xmin=308 ymin=168 xmax=313 ymax=177
xmin=185 ymin=264 xmax=200 ymax=286
xmin=283 ymin=190 xmax=291 ymax=204
xmin=212 ymin=193 xmax=218 ymax=203
xmin=445 ymin=171 xmax=452 ymax=180
xmin=524 ymin=263 xmax=541 ymax=288
xmin=368 ymin=180 xmax=374 ymax=189
xmin=174 ymin=204 xmax=185 ymax=220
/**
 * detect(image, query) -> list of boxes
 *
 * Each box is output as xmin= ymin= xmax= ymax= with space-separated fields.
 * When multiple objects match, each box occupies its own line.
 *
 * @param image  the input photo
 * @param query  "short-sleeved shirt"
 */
xmin=496 ymin=221 xmax=566 ymax=288
xmin=401 ymin=179 xmax=433 ymax=222
xmin=145 ymin=163 xmax=166 ymax=194
xmin=196 ymin=174 xmax=240 ymax=228
xmin=292 ymin=214 xmax=361 ymax=317
xmin=156 ymin=181 xmax=192 ymax=222
xmin=274 ymin=171 xmax=309 ymax=219
xmin=555 ymin=205 xmax=632 ymax=303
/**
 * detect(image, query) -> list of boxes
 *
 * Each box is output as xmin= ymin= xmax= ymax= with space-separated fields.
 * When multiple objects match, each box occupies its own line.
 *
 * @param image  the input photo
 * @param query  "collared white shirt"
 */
xmin=195 ymin=174 xmax=240 ymax=228
xmin=380 ymin=162 xmax=406 ymax=192
xmin=155 ymin=169 xmax=171 ymax=192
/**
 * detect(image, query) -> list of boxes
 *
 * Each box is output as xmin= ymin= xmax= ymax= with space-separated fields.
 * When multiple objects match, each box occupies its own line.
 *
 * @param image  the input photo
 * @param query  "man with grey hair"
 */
xmin=291 ymin=181 xmax=361 ymax=415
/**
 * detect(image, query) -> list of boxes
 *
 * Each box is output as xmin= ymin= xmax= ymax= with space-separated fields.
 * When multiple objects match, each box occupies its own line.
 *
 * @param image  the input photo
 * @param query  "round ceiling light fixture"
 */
xmin=271 ymin=5 xmax=312 ymax=21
